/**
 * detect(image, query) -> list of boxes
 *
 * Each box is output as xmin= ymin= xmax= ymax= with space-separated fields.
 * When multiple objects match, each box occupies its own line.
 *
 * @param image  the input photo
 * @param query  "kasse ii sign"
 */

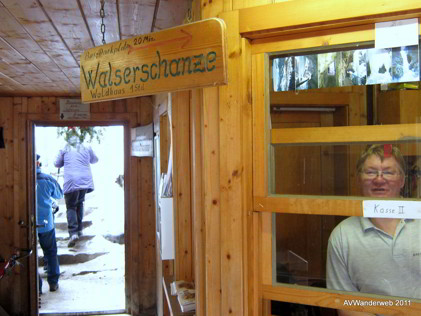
xmin=80 ymin=18 xmax=227 ymax=103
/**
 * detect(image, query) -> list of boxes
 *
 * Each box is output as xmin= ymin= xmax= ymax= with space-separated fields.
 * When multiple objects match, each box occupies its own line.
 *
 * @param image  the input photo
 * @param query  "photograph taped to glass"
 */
xmin=272 ymin=57 xmax=295 ymax=91
xmin=271 ymin=44 xmax=419 ymax=91
xmin=295 ymin=55 xmax=318 ymax=90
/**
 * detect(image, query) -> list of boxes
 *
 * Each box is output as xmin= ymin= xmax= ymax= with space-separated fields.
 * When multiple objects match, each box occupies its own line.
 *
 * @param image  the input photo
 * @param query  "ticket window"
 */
xmin=255 ymin=42 xmax=421 ymax=313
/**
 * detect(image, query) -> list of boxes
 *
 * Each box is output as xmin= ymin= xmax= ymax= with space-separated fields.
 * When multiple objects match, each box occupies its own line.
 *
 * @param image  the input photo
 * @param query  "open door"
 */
xmin=32 ymin=125 xmax=126 ymax=315
xmin=17 ymin=100 xmax=154 ymax=315
xmin=28 ymin=122 xmax=40 ymax=316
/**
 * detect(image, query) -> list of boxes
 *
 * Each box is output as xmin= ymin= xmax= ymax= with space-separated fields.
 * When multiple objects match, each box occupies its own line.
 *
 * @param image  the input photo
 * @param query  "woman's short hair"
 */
xmin=356 ymin=144 xmax=406 ymax=175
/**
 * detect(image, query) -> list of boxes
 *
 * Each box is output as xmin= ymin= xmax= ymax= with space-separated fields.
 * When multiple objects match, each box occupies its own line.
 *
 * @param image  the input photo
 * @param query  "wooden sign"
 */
xmin=80 ymin=18 xmax=227 ymax=103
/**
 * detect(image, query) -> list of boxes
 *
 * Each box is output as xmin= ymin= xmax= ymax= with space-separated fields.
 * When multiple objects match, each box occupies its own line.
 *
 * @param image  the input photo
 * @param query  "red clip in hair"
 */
xmin=384 ymin=144 xmax=392 ymax=158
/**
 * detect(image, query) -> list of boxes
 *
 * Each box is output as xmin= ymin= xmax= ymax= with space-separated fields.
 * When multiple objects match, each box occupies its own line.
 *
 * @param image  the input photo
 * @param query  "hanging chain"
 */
xmin=100 ymin=0 xmax=106 ymax=45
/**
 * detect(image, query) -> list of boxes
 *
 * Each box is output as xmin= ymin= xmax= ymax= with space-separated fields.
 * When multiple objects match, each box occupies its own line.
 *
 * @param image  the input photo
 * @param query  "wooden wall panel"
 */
xmin=0 ymin=98 xmax=16 ymax=314
xmin=191 ymin=88 xmax=205 ymax=316
xmin=198 ymin=2 xmax=258 ymax=316
xmin=239 ymin=0 xmax=421 ymax=38
xmin=14 ymin=100 xmax=31 ymax=314
xmin=128 ymin=140 xmax=139 ymax=314
xmin=240 ymin=36 xmax=254 ymax=316
xmin=152 ymin=93 xmax=171 ymax=316
xmin=233 ymin=0 xmax=273 ymax=10
xmin=219 ymin=10 xmax=244 ymax=316
xmin=138 ymin=97 xmax=156 ymax=310
xmin=0 ymin=98 xmax=13 ymax=243
xmin=0 ymin=95 xmax=155 ymax=316
xmin=198 ymin=1 xmax=421 ymax=316
xmin=171 ymin=91 xmax=192 ymax=281
xmin=201 ymin=0 xmax=224 ymax=19
xmin=159 ymin=114 xmax=170 ymax=175
xmin=202 ymin=86 xmax=222 ymax=316
xmin=123 ymin=96 xmax=157 ymax=314
xmin=200 ymin=3 xmax=222 ymax=316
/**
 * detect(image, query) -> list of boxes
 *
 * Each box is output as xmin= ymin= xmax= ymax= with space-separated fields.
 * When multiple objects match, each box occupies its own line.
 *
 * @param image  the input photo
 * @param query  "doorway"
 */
xmin=34 ymin=125 xmax=126 ymax=314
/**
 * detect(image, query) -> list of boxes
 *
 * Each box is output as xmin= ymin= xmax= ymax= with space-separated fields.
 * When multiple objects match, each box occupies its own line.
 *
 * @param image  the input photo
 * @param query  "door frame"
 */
xmin=26 ymin=112 xmax=135 ymax=316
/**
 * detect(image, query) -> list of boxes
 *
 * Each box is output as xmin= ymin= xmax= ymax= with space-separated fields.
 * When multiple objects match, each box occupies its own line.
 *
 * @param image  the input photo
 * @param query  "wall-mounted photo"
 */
xmin=318 ymin=52 xmax=339 ymax=88
xmin=339 ymin=50 xmax=368 ymax=86
xmin=366 ymin=48 xmax=392 ymax=84
xmin=390 ymin=45 xmax=419 ymax=83
xmin=273 ymin=57 xmax=295 ymax=91
xmin=295 ymin=55 xmax=318 ymax=90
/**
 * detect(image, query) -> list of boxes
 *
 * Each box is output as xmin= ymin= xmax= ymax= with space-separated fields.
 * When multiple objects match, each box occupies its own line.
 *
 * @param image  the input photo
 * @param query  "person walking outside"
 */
xmin=54 ymin=132 xmax=99 ymax=247
xmin=36 ymin=154 xmax=63 ymax=292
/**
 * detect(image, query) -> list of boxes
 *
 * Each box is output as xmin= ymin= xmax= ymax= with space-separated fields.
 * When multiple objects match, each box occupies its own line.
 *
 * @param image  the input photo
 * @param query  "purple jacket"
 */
xmin=54 ymin=137 xmax=98 ymax=194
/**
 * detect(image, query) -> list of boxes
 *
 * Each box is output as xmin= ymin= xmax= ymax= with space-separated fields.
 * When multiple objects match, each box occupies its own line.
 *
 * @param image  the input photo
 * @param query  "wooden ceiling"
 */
xmin=0 ymin=0 xmax=191 ymax=97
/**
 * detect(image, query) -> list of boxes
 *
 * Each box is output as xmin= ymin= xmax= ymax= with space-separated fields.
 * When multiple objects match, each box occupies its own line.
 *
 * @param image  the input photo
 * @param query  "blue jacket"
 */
xmin=36 ymin=167 xmax=63 ymax=233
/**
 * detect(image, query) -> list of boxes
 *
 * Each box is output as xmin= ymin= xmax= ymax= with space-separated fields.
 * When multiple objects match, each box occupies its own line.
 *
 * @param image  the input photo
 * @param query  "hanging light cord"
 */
xmin=100 ymin=0 xmax=106 ymax=45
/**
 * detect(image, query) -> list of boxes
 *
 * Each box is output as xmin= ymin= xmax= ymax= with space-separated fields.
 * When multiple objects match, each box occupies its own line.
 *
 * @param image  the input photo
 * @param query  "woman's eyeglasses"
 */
xmin=361 ymin=169 xmax=400 ymax=180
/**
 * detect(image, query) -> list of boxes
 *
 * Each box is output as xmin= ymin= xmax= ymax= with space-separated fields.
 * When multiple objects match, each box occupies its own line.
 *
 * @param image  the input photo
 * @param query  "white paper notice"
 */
xmin=375 ymin=18 xmax=419 ymax=49
xmin=363 ymin=200 xmax=421 ymax=219
xmin=59 ymin=99 xmax=90 ymax=120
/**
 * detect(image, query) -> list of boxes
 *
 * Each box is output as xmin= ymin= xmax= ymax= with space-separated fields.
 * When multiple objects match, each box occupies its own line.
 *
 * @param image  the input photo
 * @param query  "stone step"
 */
xmin=38 ymin=235 xmax=98 ymax=265
xmin=54 ymin=229 xmax=124 ymax=245
xmin=39 ymin=251 xmax=107 ymax=266
xmin=38 ymin=234 xmax=123 ymax=266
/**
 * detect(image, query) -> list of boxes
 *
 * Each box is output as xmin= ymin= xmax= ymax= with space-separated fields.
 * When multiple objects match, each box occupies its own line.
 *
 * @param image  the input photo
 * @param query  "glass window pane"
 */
xmin=268 ymin=44 xmax=421 ymax=198
xmin=267 ymin=43 xmax=421 ymax=307
xmin=270 ymin=141 xmax=421 ymax=198
xmin=274 ymin=213 xmax=421 ymax=302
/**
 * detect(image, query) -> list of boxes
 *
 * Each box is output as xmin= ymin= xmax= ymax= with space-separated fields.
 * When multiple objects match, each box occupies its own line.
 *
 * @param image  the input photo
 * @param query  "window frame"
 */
xmin=250 ymin=10 xmax=421 ymax=315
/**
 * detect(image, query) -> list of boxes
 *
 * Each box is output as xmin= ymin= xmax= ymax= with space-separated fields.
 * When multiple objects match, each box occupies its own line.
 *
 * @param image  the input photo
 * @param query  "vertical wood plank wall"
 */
xmin=154 ymin=91 xmax=194 ymax=315
xmin=191 ymin=0 xmax=260 ymax=315
xmin=153 ymin=93 xmax=169 ymax=316
xmin=171 ymin=91 xmax=193 ymax=282
xmin=0 ymin=97 xmax=27 ymax=314
xmin=191 ymin=88 xmax=205 ymax=316
xmin=150 ymin=1 xmax=261 ymax=315
xmin=0 ymin=96 xmax=156 ymax=316
xmin=199 ymin=1 xmax=256 ymax=315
